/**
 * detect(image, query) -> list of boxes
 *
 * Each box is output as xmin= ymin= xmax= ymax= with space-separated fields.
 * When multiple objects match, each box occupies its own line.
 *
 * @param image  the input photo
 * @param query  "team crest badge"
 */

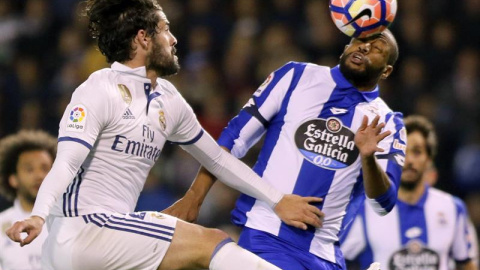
xmin=117 ymin=84 xmax=132 ymax=105
xmin=326 ymin=118 xmax=341 ymax=133
xmin=159 ymin=110 xmax=166 ymax=130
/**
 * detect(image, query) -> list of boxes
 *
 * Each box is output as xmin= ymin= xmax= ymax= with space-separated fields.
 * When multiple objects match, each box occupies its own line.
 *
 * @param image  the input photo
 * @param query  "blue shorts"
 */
xmin=238 ymin=227 xmax=346 ymax=270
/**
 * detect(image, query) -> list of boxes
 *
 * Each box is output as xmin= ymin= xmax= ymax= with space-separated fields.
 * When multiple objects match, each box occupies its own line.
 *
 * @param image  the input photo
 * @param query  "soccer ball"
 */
xmin=329 ymin=0 xmax=397 ymax=38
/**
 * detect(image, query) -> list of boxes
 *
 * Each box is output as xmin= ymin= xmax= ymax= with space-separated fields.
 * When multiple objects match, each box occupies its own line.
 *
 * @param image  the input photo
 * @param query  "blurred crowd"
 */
xmin=0 ymin=0 xmax=479 ymax=243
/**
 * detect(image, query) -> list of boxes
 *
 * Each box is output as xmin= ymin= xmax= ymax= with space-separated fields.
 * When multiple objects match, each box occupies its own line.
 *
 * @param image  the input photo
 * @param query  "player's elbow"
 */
xmin=367 ymin=183 xmax=397 ymax=216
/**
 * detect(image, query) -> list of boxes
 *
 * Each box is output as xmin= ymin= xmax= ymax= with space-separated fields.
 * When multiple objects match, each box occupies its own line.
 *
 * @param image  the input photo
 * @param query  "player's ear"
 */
xmin=339 ymin=45 xmax=349 ymax=59
xmin=136 ymin=29 xmax=149 ymax=48
xmin=381 ymin=65 xmax=393 ymax=79
xmin=8 ymin=174 xmax=19 ymax=189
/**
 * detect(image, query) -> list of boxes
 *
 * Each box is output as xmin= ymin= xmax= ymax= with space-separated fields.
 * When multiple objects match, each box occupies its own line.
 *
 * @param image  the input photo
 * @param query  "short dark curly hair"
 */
xmin=0 ymin=130 xmax=57 ymax=201
xmin=404 ymin=115 xmax=437 ymax=159
xmin=84 ymin=0 xmax=163 ymax=63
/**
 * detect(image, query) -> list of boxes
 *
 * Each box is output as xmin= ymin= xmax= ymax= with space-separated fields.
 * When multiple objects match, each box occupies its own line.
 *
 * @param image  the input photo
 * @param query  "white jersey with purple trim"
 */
xmin=49 ymin=62 xmax=202 ymax=217
xmin=0 ymin=200 xmax=48 ymax=270
xmin=217 ymin=62 xmax=406 ymax=264
xmin=340 ymin=186 xmax=476 ymax=270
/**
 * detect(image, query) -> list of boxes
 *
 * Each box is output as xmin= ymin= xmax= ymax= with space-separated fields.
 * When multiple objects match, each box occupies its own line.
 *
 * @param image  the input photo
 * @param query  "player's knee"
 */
xmin=203 ymin=228 xmax=230 ymax=245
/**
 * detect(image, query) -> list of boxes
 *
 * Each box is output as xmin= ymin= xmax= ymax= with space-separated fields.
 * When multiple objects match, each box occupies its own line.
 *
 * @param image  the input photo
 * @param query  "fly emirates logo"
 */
xmin=110 ymin=125 xmax=161 ymax=161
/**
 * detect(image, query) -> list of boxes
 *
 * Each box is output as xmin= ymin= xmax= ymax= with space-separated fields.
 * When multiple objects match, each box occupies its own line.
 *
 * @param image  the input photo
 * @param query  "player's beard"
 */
xmin=339 ymin=53 xmax=384 ymax=88
xmin=147 ymin=40 xmax=180 ymax=77
xmin=16 ymin=184 xmax=37 ymax=205
xmin=400 ymin=167 xmax=423 ymax=191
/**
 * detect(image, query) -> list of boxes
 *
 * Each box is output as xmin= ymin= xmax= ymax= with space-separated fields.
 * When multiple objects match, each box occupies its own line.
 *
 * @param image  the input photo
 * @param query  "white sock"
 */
xmin=209 ymin=239 xmax=281 ymax=270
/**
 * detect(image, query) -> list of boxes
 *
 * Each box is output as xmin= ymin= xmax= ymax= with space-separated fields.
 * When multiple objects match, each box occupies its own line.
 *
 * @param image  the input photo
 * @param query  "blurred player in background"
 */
xmin=6 ymin=0 xmax=324 ymax=269
xmin=164 ymin=29 xmax=406 ymax=270
xmin=0 ymin=130 xmax=56 ymax=270
xmin=341 ymin=115 xmax=478 ymax=270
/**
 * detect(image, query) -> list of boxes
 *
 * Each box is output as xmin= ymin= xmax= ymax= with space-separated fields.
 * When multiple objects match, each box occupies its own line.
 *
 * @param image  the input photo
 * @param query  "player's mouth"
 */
xmin=350 ymin=52 xmax=365 ymax=65
xmin=402 ymin=167 xmax=418 ymax=176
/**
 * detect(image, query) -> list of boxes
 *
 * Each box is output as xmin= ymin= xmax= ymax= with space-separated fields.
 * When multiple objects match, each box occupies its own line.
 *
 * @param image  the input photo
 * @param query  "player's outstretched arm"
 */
xmin=355 ymin=115 xmax=392 ymax=198
xmin=6 ymin=140 xmax=90 ymax=246
xmin=5 ymin=216 xmax=44 ymax=247
xmin=180 ymin=132 xmax=324 ymax=229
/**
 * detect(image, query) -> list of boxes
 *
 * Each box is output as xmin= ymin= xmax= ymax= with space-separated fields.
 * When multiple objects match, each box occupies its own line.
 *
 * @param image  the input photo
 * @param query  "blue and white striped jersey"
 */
xmin=218 ymin=62 xmax=405 ymax=263
xmin=341 ymin=186 xmax=475 ymax=270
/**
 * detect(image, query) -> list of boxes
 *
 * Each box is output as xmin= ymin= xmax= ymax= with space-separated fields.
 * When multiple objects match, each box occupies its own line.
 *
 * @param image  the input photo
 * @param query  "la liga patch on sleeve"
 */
xmin=66 ymin=104 xmax=87 ymax=132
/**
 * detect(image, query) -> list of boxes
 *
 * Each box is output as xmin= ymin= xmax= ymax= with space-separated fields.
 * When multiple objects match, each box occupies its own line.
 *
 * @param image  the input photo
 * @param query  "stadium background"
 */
xmin=0 ymin=0 xmax=478 ymax=251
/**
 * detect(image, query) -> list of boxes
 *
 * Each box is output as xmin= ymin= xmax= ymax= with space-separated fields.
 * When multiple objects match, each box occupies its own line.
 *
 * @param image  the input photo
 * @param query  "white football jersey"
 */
xmin=0 ymin=200 xmax=47 ymax=270
xmin=45 ymin=62 xmax=202 ymax=217
xmin=341 ymin=186 xmax=476 ymax=270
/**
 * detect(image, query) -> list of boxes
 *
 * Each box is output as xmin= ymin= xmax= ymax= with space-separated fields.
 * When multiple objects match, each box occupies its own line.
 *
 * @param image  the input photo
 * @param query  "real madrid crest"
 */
xmin=159 ymin=110 xmax=166 ymax=130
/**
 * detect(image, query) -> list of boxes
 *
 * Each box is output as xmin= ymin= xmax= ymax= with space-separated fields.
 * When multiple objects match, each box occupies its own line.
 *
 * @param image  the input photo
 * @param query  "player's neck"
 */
xmin=17 ymin=195 xmax=34 ymax=213
xmin=398 ymin=182 xmax=426 ymax=205
xmin=146 ymin=69 xmax=158 ymax=88
xmin=122 ymin=60 xmax=158 ymax=88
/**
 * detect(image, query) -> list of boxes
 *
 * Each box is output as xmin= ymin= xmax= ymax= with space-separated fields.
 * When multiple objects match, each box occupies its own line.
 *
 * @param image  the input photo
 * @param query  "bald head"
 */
xmin=351 ymin=29 xmax=399 ymax=66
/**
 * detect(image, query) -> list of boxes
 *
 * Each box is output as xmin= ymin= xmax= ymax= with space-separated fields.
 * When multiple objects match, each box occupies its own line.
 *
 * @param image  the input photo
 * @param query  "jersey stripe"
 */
xmin=83 ymin=213 xmax=175 ymax=242
xmin=169 ymin=129 xmax=204 ymax=145
xmin=58 ymin=137 xmax=93 ymax=149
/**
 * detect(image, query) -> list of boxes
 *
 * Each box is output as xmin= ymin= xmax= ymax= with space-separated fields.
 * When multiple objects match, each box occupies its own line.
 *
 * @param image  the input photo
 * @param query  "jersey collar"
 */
xmin=111 ymin=62 xmax=150 ymax=82
xmin=398 ymin=184 xmax=430 ymax=208
xmin=331 ymin=65 xmax=380 ymax=102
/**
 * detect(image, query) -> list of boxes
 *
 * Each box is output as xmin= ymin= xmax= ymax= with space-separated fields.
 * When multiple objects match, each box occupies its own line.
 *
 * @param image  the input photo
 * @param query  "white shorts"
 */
xmin=42 ymin=211 xmax=178 ymax=270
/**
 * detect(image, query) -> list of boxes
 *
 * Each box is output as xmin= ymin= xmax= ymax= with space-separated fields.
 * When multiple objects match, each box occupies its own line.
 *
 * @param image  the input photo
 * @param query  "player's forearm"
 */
xmin=32 ymin=141 xmax=90 ymax=219
xmin=362 ymin=154 xmax=397 ymax=215
xmin=186 ymin=166 xmax=217 ymax=207
xmin=182 ymin=133 xmax=283 ymax=208
xmin=361 ymin=154 xmax=390 ymax=198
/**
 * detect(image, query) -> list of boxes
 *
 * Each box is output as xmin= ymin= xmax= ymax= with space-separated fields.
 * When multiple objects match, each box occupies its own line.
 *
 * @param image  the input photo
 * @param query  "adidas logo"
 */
xmin=122 ymin=108 xmax=135 ymax=119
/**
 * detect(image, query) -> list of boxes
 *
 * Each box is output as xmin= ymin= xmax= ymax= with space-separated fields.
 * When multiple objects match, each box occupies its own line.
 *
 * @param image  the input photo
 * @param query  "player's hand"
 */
xmin=355 ymin=115 xmax=391 ymax=157
xmin=162 ymin=190 xmax=201 ymax=223
xmin=6 ymin=216 xmax=44 ymax=247
xmin=274 ymin=194 xmax=324 ymax=230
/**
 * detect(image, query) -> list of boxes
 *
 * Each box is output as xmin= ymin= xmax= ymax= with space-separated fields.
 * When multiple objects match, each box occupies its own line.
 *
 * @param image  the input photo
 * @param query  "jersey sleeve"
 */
xmin=367 ymin=112 xmax=405 ymax=215
xmin=218 ymin=62 xmax=300 ymax=158
xmin=451 ymin=197 xmax=476 ymax=262
xmin=57 ymin=73 xmax=114 ymax=149
xmin=165 ymin=85 xmax=203 ymax=144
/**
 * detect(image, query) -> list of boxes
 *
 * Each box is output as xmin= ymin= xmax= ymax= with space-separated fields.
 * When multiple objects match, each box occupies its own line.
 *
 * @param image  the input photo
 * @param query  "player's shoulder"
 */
xmin=429 ymin=187 xmax=469 ymax=215
xmin=370 ymin=97 xmax=395 ymax=114
xmin=282 ymin=61 xmax=331 ymax=74
xmin=157 ymin=78 xmax=180 ymax=96
xmin=282 ymin=62 xmax=335 ymax=87
xmin=428 ymin=187 xmax=454 ymax=200
xmin=75 ymin=67 xmax=116 ymax=97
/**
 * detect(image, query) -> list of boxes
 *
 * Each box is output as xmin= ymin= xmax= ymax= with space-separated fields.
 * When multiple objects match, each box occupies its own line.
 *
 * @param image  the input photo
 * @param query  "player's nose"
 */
xmin=358 ymin=42 xmax=371 ymax=53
